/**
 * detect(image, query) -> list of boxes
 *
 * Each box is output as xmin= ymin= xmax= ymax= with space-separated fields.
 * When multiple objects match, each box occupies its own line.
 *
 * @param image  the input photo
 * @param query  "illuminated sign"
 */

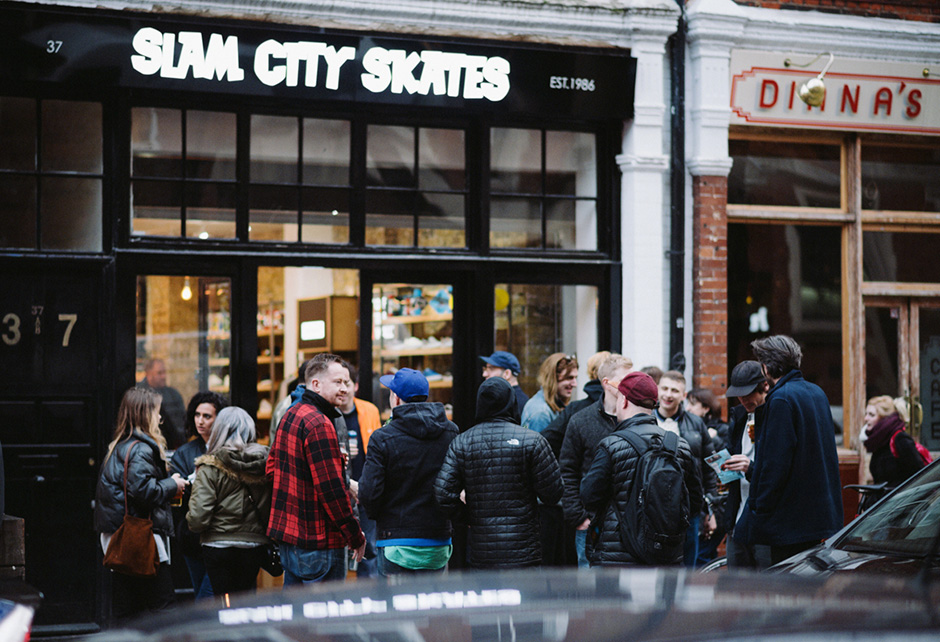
xmin=730 ymin=50 xmax=940 ymax=136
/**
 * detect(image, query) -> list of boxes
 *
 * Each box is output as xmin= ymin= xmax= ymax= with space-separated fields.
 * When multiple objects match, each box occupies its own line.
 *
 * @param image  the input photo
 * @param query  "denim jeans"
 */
xmin=683 ymin=515 xmax=701 ymax=567
xmin=278 ymin=543 xmax=347 ymax=586
xmin=575 ymin=530 xmax=590 ymax=568
xmin=183 ymin=553 xmax=213 ymax=600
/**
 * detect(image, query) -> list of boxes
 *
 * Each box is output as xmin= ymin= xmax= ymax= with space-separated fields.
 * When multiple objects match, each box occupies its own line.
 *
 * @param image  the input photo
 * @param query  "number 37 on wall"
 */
xmin=2 ymin=309 xmax=78 ymax=347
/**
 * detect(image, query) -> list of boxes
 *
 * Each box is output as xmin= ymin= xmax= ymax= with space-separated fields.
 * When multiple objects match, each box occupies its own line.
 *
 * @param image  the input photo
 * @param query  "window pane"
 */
xmin=865 ymin=306 xmax=899 ymax=402
xmin=0 ymin=176 xmax=36 ymax=248
xmin=367 ymin=125 xmax=414 ymax=188
xmin=40 ymin=177 xmax=102 ymax=251
xmin=185 ymin=183 xmax=236 ymax=239
xmin=864 ymin=231 xmax=940 ymax=283
xmin=728 ymin=223 xmax=843 ymax=413
xmin=419 ymin=128 xmax=465 ymax=190
xmin=136 ymin=275 xmax=232 ymax=450
xmin=494 ymin=283 xmax=597 ymax=400
xmin=42 ymin=101 xmax=102 ymax=174
xmin=918 ymin=307 xmax=940 ymax=450
xmin=490 ymin=196 xmax=540 ymax=249
xmin=0 ymin=97 xmax=36 ymax=170
xmin=546 ymin=131 xmax=595 ymax=197
xmin=491 ymin=128 xmax=541 ymax=194
xmin=862 ymin=145 xmax=940 ymax=212
xmin=131 ymin=180 xmax=182 ymax=236
xmin=728 ymin=139 xmax=840 ymax=208
xmin=187 ymin=111 xmax=236 ymax=180
xmin=250 ymin=184 xmax=298 ymax=242
xmin=131 ymin=108 xmax=181 ymax=178
xmin=546 ymin=198 xmax=596 ymax=251
xmin=302 ymin=187 xmax=349 ymax=244
xmin=251 ymin=115 xmax=298 ymax=184
xmin=418 ymin=193 xmax=465 ymax=248
xmin=366 ymin=189 xmax=414 ymax=247
xmin=303 ymin=119 xmax=350 ymax=185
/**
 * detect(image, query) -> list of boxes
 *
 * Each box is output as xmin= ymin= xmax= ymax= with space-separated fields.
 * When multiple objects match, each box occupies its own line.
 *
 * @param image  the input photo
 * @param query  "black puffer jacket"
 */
xmin=580 ymin=413 xmax=703 ymax=566
xmin=359 ymin=401 xmax=459 ymax=541
xmin=95 ymin=432 xmax=178 ymax=537
xmin=656 ymin=407 xmax=717 ymax=513
xmin=435 ymin=378 xmax=563 ymax=568
xmin=559 ymin=398 xmax=619 ymax=527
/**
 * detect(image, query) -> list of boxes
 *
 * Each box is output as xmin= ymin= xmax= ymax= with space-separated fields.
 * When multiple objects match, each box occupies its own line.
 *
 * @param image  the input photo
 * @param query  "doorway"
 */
xmin=865 ymin=298 xmax=940 ymax=451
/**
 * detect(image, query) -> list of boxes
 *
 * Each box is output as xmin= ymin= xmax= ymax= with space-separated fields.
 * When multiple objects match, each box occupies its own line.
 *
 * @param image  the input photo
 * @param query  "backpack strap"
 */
xmin=662 ymin=430 xmax=679 ymax=455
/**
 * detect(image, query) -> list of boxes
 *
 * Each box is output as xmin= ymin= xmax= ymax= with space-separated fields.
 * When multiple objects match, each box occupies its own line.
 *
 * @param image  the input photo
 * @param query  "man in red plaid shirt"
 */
xmin=267 ymin=353 xmax=366 ymax=584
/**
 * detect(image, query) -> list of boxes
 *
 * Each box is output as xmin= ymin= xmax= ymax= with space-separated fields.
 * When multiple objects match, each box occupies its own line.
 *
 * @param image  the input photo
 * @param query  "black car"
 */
xmin=86 ymin=565 xmax=940 ymax=642
xmin=773 ymin=458 xmax=940 ymax=576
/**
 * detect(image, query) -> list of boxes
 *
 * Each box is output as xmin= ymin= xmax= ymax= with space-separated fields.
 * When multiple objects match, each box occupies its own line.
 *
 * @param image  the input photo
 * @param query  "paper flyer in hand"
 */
xmin=706 ymin=449 xmax=744 ymax=484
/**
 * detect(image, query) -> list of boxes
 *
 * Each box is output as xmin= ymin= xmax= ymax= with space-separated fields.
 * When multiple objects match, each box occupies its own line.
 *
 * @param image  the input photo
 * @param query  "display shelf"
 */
xmin=379 ymin=346 xmax=452 ymax=357
xmin=381 ymin=312 xmax=453 ymax=325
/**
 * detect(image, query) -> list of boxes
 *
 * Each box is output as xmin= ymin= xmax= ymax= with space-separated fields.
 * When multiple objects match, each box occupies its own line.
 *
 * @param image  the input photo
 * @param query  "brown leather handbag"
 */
xmin=102 ymin=440 xmax=160 ymax=577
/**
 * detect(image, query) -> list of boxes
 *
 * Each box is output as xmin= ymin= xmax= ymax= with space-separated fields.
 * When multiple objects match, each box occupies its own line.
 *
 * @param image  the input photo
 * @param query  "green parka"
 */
xmin=186 ymin=443 xmax=272 ymax=546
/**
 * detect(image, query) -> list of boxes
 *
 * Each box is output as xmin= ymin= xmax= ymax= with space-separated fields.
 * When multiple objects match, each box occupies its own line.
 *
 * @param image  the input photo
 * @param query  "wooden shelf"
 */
xmin=257 ymin=355 xmax=284 ymax=365
xmin=381 ymin=313 xmax=452 ymax=325
xmin=429 ymin=379 xmax=453 ymax=389
xmin=208 ymin=358 xmax=229 ymax=367
xmin=379 ymin=347 xmax=452 ymax=357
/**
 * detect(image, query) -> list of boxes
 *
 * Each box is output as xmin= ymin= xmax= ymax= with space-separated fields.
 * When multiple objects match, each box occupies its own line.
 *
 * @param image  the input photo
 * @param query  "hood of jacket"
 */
xmin=195 ymin=444 xmax=269 ymax=485
xmin=389 ymin=402 xmax=452 ymax=440
xmin=476 ymin=377 xmax=518 ymax=424
xmin=583 ymin=379 xmax=604 ymax=402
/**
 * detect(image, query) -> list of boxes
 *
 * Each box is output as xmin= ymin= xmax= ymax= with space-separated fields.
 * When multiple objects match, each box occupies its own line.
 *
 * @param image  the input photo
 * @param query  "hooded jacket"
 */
xmin=580 ymin=413 xmax=703 ymax=566
xmin=559 ymin=396 xmax=620 ymax=526
xmin=358 ymin=402 xmax=458 ymax=542
xmin=435 ymin=378 xmax=563 ymax=568
xmin=542 ymin=379 xmax=604 ymax=458
xmin=187 ymin=444 xmax=272 ymax=546
xmin=94 ymin=432 xmax=177 ymax=537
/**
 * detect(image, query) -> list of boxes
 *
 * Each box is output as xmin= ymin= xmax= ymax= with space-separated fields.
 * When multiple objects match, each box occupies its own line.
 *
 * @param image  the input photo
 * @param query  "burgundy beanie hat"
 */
xmin=617 ymin=371 xmax=660 ymax=409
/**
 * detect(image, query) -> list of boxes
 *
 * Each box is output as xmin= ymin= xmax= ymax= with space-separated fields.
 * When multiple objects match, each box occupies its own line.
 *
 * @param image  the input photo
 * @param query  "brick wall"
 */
xmin=731 ymin=1 xmax=940 ymax=22
xmin=692 ymin=175 xmax=729 ymax=409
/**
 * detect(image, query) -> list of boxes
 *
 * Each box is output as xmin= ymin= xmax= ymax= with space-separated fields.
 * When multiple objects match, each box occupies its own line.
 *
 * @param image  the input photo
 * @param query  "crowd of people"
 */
xmin=95 ymin=335 xmax=930 ymax=624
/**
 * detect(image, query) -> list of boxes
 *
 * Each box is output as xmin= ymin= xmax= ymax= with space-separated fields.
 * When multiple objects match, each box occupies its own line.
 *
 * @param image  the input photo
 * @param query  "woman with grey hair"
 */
xmin=186 ymin=406 xmax=272 ymax=596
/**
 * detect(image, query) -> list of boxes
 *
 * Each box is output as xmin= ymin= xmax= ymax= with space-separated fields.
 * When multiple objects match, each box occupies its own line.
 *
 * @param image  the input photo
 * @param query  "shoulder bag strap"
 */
xmin=121 ymin=440 xmax=141 ymax=517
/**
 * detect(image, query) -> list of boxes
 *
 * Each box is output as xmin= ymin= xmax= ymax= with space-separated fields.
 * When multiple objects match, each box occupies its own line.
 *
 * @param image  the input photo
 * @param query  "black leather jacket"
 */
xmin=95 ymin=432 xmax=177 ymax=537
xmin=435 ymin=378 xmax=562 ymax=568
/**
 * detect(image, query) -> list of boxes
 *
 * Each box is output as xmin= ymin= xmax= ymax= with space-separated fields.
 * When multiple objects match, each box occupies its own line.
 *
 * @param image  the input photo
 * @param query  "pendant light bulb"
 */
xmin=181 ymin=276 xmax=193 ymax=301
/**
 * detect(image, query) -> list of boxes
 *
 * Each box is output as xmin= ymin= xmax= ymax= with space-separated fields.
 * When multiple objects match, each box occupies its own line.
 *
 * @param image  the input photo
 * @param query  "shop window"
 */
xmin=861 ymin=144 xmax=940 ymax=212
xmin=250 ymin=116 xmax=351 ymax=244
xmin=131 ymin=108 xmax=237 ymax=239
xmin=728 ymin=223 xmax=843 ymax=419
xmin=365 ymin=126 xmax=466 ymax=248
xmin=864 ymin=231 xmax=940 ymax=283
xmin=494 ymin=283 xmax=597 ymax=397
xmin=490 ymin=129 xmax=597 ymax=251
xmin=0 ymin=97 xmax=102 ymax=251
xmin=136 ymin=275 xmax=231 ymax=449
xmin=728 ymin=139 xmax=841 ymax=208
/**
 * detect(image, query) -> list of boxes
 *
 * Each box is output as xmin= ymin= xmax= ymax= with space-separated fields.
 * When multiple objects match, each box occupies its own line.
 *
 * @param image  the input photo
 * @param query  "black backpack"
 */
xmin=614 ymin=429 xmax=690 ymax=565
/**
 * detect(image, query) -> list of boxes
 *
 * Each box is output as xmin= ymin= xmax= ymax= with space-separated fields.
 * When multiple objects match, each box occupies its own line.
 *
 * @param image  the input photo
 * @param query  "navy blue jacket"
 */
xmin=358 ymin=402 xmax=458 ymax=542
xmin=735 ymin=370 xmax=843 ymax=547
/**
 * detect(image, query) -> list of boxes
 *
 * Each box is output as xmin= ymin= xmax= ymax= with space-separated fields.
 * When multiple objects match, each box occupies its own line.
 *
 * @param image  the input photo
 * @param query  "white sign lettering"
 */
xmin=129 ymin=28 xmax=511 ymax=102
xmin=730 ymin=50 xmax=940 ymax=136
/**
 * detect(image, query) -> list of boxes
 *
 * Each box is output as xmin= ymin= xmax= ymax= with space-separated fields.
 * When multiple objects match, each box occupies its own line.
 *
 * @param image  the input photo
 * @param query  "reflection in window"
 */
xmin=728 ymin=139 xmax=840 ymax=208
xmin=0 ymin=97 xmax=102 ymax=251
xmin=490 ymin=128 xmax=597 ymax=250
xmin=136 ymin=275 xmax=232 ymax=448
xmin=130 ymin=108 xmax=236 ymax=239
xmin=494 ymin=283 xmax=597 ymax=397
xmin=250 ymin=116 xmax=351 ymax=244
xmin=862 ymin=144 xmax=940 ymax=212
xmin=728 ymin=224 xmax=843 ymax=412
xmin=864 ymin=231 xmax=940 ymax=283
xmin=366 ymin=125 xmax=466 ymax=248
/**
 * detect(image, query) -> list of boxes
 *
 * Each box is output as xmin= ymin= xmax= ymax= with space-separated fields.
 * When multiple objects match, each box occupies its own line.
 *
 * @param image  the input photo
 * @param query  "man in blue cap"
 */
xmin=481 ymin=351 xmax=528 ymax=422
xmin=358 ymin=368 xmax=459 ymax=575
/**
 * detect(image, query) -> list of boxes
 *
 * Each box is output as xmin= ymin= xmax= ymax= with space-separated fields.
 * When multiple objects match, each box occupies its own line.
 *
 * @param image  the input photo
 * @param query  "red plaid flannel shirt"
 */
xmin=266 ymin=393 xmax=364 ymax=550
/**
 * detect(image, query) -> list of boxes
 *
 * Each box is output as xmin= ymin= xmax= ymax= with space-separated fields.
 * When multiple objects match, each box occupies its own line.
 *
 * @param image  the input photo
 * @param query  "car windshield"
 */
xmin=840 ymin=462 xmax=940 ymax=556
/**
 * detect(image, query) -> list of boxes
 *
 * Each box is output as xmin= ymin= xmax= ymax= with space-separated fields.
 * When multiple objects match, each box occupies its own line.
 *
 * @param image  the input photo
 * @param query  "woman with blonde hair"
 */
xmin=521 ymin=353 xmax=579 ymax=433
xmin=186 ymin=406 xmax=272 ymax=596
xmin=94 ymin=387 xmax=187 ymax=623
xmin=863 ymin=394 xmax=926 ymax=489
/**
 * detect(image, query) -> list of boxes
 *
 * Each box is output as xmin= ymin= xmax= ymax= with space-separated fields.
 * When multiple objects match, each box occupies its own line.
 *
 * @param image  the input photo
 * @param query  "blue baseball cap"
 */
xmin=480 ymin=351 xmax=521 ymax=376
xmin=380 ymin=368 xmax=430 ymax=402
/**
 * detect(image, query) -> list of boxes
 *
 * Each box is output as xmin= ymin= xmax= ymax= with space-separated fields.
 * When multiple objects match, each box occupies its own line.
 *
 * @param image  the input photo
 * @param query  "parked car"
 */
xmin=773 ymin=458 xmax=940 ymax=576
xmin=86 ymin=564 xmax=940 ymax=642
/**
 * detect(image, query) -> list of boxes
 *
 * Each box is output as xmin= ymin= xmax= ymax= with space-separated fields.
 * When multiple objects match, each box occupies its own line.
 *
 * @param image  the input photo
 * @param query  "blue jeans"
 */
xmin=183 ymin=553 xmax=213 ymax=600
xmin=376 ymin=548 xmax=447 ymax=577
xmin=575 ymin=530 xmax=590 ymax=568
xmin=278 ymin=543 xmax=347 ymax=586
xmin=683 ymin=515 xmax=701 ymax=567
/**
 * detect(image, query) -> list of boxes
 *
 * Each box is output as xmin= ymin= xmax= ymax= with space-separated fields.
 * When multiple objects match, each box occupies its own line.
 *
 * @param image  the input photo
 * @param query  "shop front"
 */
xmin=0 ymin=1 xmax=678 ymax=632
